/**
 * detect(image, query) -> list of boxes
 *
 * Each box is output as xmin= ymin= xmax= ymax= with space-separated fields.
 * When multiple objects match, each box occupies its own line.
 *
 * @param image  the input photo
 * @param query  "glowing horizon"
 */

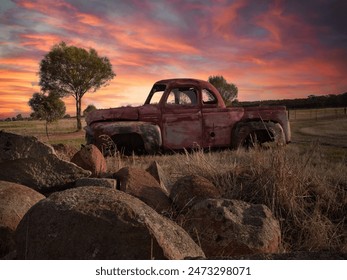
xmin=1 ymin=0 xmax=346 ymax=118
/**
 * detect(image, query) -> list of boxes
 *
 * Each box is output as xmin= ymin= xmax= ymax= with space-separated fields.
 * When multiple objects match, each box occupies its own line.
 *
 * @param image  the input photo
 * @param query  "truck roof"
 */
xmin=154 ymin=78 xmax=216 ymax=89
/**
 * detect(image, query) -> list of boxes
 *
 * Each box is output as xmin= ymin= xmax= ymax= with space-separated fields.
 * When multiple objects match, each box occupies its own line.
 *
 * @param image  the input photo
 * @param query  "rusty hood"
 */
xmin=85 ymin=106 xmax=140 ymax=125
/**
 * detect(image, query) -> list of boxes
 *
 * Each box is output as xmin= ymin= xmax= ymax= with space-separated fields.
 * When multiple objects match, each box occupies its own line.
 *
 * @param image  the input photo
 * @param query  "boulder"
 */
xmin=0 ymin=131 xmax=91 ymax=194
xmin=0 ymin=180 xmax=45 ymax=258
xmin=170 ymin=175 xmax=221 ymax=213
xmin=0 ymin=154 xmax=91 ymax=194
xmin=182 ymin=199 xmax=281 ymax=257
xmin=15 ymin=187 xmax=205 ymax=260
xmin=0 ymin=131 xmax=54 ymax=162
xmin=75 ymin=177 xmax=117 ymax=188
xmin=52 ymin=144 xmax=79 ymax=161
xmin=146 ymin=161 xmax=171 ymax=195
xmin=71 ymin=144 xmax=107 ymax=177
xmin=114 ymin=167 xmax=172 ymax=214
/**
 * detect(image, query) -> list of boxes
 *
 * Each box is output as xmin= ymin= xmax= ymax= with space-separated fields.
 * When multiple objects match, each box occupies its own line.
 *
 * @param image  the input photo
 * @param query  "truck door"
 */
xmin=161 ymin=86 xmax=202 ymax=150
xmin=201 ymin=88 xmax=243 ymax=148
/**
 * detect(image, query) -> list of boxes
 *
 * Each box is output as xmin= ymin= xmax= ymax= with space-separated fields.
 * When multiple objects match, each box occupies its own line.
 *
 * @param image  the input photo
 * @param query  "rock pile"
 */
xmin=15 ymin=187 xmax=204 ymax=260
xmin=0 ymin=132 xmax=282 ymax=259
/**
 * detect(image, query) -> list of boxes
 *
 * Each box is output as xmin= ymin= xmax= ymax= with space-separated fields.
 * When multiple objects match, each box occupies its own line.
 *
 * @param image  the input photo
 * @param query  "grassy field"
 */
xmin=0 ymin=118 xmax=86 ymax=148
xmin=288 ymin=107 xmax=347 ymax=121
xmin=1 ymin=112 xmax=346 ymax=253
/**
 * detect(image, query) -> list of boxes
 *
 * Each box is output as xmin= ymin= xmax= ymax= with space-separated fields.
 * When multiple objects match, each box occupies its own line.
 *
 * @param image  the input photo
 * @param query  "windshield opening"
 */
xmin=145 ymin=84 xmax=166 ymax=105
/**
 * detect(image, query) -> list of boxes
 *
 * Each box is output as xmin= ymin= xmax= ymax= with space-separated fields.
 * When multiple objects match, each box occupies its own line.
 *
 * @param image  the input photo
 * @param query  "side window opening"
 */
xmin=165 ymin=87 xmax=198 ymax=106
xmin=202 ymin=88 xmax=217 ymax=105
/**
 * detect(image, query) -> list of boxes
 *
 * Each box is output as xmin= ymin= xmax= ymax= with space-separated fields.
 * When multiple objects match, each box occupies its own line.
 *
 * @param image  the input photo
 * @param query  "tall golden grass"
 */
xmin=107 ymin=145 xmax=346 ymax=253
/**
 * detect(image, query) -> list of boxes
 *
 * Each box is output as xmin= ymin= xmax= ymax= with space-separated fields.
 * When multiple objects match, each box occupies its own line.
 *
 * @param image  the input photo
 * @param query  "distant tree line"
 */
xmin=0 ymin=114 xmax=72 ymax=122
xmin=235 ymin=92 xmax=347 ymax=109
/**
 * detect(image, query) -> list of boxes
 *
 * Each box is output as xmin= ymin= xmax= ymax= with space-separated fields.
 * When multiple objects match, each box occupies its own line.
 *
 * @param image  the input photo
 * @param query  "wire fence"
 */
xmin=288 ymin=107 xmax=347 ymax=121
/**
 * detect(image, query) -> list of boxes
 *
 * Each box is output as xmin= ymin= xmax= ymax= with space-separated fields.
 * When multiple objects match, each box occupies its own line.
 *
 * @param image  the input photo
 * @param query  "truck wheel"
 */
xmin=111 ymin=133 xmax=146 ymax=156
xmin=98 ymin=134 xmax=117 ymax=156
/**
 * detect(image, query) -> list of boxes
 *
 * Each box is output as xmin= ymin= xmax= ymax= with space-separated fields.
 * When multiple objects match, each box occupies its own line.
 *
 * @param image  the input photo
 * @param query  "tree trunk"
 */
xmin=76 ymin=97 xmax=82 ymax=131
xmin=45 ymin=121 xmax=50 ymax=140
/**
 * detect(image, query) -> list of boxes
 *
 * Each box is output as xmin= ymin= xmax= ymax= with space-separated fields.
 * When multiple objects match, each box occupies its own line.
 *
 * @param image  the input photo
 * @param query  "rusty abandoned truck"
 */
xmin=85 ymin=78 xmax=291 ymax=155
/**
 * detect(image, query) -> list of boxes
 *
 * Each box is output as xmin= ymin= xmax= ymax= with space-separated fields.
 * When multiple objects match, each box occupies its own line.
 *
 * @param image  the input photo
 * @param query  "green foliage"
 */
xmin=29 ymin=92 xmax=66 ymax=122
xmin=83 ymin=104 xmax=97 ymax=116
xmin=39 ymin=41 xmax=115 ymax=130
xmin=28 ymin=91 xmax=66 ymax=138
xmin=208 ymin=75 xmax=238 ymax=106
xmin=16 ymin=114 xmax=23 ymax=121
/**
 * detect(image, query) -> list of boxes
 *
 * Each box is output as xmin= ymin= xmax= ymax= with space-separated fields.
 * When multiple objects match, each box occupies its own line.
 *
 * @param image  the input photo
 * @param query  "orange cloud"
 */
xmin=20 ymin=34 xmax=63 ymax=52
xmin=76 ymin=12 xmax=103 ymax=26
xmin=0 ymin=57 xmax=39 ymax=72
xmin=17 ymin=0 xmax=75 ymax=15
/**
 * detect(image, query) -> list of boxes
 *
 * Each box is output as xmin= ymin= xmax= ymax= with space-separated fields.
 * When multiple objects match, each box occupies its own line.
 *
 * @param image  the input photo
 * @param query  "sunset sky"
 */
xmin=1 ymin=0 xmax=347 ymax=118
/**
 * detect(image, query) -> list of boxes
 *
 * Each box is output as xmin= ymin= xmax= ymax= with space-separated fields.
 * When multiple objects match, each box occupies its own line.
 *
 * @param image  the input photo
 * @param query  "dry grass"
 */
xmin=108 ymin=145 xmax=346 ymax=253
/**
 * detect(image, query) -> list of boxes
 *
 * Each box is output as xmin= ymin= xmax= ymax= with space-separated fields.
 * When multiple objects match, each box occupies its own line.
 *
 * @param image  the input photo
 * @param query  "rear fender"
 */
xmin=231 ymin=121 xmax=285 ymax=149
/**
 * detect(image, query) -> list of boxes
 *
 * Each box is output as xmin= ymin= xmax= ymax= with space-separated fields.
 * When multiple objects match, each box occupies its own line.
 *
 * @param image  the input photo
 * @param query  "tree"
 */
xmin=39 ymin=41 xmax=115 ymax=131
xmin=28 ymin=91 xmax=66 ymax=139
xmin=83 ymin=104 xmax=97 ymax=116
xmin=16 ymin=114 xmax=23 ymax=121
xmin=208 ymin=75 xmax=238 ymax=106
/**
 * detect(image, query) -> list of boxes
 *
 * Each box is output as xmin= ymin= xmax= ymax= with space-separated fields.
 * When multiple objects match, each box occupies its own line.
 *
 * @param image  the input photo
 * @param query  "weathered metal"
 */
xmin=85 ymin=78 xmax=291 ymax=154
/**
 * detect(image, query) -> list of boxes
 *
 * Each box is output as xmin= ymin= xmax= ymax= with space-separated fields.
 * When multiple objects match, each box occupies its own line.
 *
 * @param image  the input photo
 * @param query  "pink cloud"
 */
xmin=76 ymin=12 xmax=103 ymax=26
xmin=20 ymin=33 xmax=62 ymax=52
xmin=1 ymin=0 xmax=346 ymax=118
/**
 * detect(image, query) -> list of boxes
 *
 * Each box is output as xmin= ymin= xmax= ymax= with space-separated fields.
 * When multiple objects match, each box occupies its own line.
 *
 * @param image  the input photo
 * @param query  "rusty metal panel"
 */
xmin=86 ymin=106 xmax=139 ymax=125
xmin=202 ymin=107 xmax=244 ymax=147
xmin=161 ymin=106 xmax=202 ymax=149
xmin=138 ymin=104 xmax=161 ymax=125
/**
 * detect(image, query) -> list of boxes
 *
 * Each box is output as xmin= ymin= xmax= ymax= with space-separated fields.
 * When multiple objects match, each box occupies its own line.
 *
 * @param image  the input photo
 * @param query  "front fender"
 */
xmin=86 ymin=121 xmax=162 ymax=154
